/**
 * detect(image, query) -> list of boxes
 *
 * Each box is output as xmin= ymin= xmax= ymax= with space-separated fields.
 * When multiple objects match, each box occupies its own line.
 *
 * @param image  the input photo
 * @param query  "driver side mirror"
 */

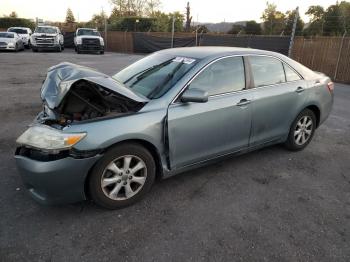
xmin=181 ymin=88 xmax=208 ymax=103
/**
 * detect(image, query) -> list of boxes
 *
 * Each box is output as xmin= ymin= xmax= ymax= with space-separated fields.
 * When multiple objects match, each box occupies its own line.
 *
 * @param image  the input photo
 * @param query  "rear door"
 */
xmin=247 ymin=55 xmax=306 ymax=145
xmin=167 ymin=56 xmax=253 ymax=169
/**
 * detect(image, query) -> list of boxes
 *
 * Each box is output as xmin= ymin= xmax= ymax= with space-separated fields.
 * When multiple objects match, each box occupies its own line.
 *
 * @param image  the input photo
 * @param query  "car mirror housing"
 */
xmin=181 ymin=88 xmax=208 ymax=103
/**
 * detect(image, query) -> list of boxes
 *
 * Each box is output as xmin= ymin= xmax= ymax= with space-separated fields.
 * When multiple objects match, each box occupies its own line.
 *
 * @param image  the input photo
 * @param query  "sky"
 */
xmin=0 ymin=0 xmax=340 ymax=23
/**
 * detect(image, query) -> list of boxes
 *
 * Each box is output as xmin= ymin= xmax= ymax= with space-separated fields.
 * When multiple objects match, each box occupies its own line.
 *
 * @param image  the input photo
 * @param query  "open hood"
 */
xmin=41 ymin=62 xmax=148 ymax=109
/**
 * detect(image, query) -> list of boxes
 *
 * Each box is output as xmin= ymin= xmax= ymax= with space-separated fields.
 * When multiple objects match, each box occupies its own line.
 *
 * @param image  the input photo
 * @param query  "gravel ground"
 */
xmin=0 ymin=49 xmax=350 ymax=262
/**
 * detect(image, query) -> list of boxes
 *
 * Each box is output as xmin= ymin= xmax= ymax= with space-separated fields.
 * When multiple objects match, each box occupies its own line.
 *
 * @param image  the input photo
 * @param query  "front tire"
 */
xmin=285 ymin=109 xmax=316 ymax=151
xmin=88 ymin=143 xmax=156 ymax=209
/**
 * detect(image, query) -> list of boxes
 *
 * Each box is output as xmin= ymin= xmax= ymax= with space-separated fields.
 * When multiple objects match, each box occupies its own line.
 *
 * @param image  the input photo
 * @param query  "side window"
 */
xmin=189 ymin=57 xmax=245 ymax=96
xmin=250 ymin=56 xmax=286 ymax=87
xmin=283 ymin=63 xmax=302 ymax=81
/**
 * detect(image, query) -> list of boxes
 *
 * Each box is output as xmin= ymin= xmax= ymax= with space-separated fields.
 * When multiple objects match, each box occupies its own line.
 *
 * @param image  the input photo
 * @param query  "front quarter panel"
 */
xmin=63 ymin=105 xmax=168 ymax=160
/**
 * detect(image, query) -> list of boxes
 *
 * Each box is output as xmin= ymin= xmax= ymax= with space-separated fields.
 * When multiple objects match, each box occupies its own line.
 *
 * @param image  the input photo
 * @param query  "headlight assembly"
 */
xmin=7 ymin=42 xmax=15 ymax=47
xmin=16 ymin=125 xmax=86 ymax=151
xmin=76 ymin=38 xmax=82 ymax=45
xmin=100 ymin=38 xmax=104 ymax=46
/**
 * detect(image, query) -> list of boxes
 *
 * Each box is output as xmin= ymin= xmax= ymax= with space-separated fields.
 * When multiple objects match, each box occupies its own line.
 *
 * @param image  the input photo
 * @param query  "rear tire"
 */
xmin=88 ymin=143 xmax=156 ymax=209
xmin=284 ymin=109 xmax=316 ymax=151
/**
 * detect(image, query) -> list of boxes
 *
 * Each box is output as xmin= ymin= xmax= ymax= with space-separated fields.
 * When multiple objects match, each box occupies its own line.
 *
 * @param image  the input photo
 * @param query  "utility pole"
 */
xmin=171 ymin=16 xmax=175 ymax=48
xmin=288 ymin=6 xmax=299 ymax=57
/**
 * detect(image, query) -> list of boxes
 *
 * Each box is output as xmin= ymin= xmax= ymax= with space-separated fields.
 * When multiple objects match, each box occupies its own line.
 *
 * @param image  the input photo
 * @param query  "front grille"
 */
xmin=82 ymin=38 xmax=100 ymax=45
xmin=35 ymin=36 xmax=55 ymax=45
xmin=81 ymin=38 xmax=101 ymax=50
xmin=0 ymin=41 xmax=7 ymax=47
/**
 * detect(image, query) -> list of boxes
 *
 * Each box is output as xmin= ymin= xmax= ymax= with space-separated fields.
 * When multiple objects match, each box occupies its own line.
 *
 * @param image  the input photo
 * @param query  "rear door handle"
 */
xmin=236 ymin=99 xmax=251 ymax=106
xmin=295 ymin=87 xmax=305 ymax=93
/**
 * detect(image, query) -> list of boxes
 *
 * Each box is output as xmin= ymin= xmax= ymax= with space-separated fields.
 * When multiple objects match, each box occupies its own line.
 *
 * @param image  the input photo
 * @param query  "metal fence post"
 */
xmin=171 ymin=16 xmax=175 ymax=48
xmin=288 ymin=6 xmax=299 ymax=57
xmin=334 ymin=31 xmax=346 ymax=81
xmin=104 ymin=16 xmax=108 ymax=51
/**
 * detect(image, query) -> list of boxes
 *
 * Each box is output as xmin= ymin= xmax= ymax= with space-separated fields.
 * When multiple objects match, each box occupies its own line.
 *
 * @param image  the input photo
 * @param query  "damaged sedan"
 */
xmin=15 ymin=47 xmax=333 ymax=209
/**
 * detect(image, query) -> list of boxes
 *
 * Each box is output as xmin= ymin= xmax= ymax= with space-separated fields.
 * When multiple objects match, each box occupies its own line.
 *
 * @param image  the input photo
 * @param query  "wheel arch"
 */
xmin=83 ymin=138 xmax=164 ymax=200
xmin=305 ymin=104 xmax=321 ymax=127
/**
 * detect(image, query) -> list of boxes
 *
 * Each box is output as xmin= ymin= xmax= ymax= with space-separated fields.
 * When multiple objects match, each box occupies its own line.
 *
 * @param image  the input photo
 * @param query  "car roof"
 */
xmin=37 ymin=25 xmax=57 ymax=28
xmin=8 ymin=27 xmax=30 ymax=29
xmin=77 ymin=28 xmax=97 ymax=30
xmin=156 ymin=46 xmax=284 ymax=60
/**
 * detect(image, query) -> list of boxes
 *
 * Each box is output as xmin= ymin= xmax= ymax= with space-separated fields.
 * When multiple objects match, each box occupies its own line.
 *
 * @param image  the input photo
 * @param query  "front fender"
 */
xmin=64 ymin=109 xmax=167 ymax=158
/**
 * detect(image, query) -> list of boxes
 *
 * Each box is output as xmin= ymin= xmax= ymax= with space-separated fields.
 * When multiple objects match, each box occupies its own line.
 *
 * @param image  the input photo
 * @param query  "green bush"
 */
xmin=108 ymin=17 xmax=156 ymax=32
xmin=0 ymin=17 xmax=35 ymax=30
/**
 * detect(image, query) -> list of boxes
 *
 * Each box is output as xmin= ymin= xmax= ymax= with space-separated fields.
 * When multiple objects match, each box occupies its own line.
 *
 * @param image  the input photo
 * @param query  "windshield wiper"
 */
xmin=148 ymin=61 xmax=184 ymax=99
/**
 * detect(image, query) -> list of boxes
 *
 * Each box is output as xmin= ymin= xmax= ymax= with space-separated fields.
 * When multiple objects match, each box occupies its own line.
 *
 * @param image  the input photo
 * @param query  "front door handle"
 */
xmin=236 ymin=99 xmax=251 ymax=106
xmin=295 ymin=87 xmax=305 ymax=93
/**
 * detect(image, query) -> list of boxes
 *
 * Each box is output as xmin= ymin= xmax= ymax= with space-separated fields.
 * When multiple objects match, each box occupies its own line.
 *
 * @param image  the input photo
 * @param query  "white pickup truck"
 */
xmin=30 ymin=26 xmax=64 ymax=52
xmin=74 ymin=28 xmax=104 ymax=54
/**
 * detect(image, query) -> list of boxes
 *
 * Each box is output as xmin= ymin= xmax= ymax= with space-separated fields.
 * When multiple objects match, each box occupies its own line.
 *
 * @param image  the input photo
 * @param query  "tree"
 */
xmin=151 ymin=11 xmax=169 ymax=31
xmin=227 ymin=24 xmax=244 ymax=34
xmin=261 ymin=2 xmax=285 ymax=35
xmin=9 ymin=11 xmax=18 ymax=18
xmin=323 ymin=4 xmax=343 ymax=36
xmin=305 ymin=5 xmax=325 ymax=35
xmin=90 ymin=10 xmax=107 ymax=30
xmin=145 ymin=0 xmax=161 ymax=17
xmin=284 ymin=9 xmax=304 ymax=35
xmin=65 ymin=8 xmax=75 ymax=23
xmin=185 ymin=2 xmax=192 ymax=32
xmin=339 ymin=1 xmax=350 ymax=34
xmin=244 ymin=20 xmax=262 ymax=35
xmin=168 ymin=11 xmax=184 ymax=32
xmin=110 ymin=0 xmax=161 ymax=17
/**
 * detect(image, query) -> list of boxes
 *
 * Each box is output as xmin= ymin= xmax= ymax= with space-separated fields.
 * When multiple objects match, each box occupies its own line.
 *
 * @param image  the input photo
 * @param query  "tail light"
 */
xmin=327 ymin=82 xmax=334 ymax=93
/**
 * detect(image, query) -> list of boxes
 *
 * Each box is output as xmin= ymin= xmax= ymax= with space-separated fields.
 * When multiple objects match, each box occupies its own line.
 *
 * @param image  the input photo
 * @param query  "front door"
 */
xmin=167 ymin=56 xmax=253 ymax=169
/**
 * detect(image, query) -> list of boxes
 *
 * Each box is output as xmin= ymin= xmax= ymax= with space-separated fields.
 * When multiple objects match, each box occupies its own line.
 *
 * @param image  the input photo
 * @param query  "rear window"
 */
xmin=35 ymin=27 xmax=57 ymax=34
xmin=8 ymin=28 xmax=27 ymax=34
xmin=77 ymin=29 xmax=100 ymax=36
xmin=284 ymin=64 xmax=302 ymax=82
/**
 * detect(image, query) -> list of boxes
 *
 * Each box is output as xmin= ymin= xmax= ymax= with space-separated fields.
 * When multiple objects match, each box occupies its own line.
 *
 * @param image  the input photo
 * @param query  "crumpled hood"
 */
xmin=41 ymin=62 xmax=149 ymax=109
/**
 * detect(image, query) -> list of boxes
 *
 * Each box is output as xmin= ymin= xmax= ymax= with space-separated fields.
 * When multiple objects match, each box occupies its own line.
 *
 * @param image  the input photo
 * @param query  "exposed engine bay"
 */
xmin=41 ymin=80 xmax=145 ymax=126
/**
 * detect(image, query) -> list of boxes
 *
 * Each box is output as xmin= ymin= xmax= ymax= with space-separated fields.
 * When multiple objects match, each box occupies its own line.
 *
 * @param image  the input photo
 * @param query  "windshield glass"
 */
xmin=0 ymin=32 xmax=14 ymax=38
xmin=35 ymin=27 xmax=57 ymax=34
xmin=77 ymin=29 xmax=100 ymax=36
xmin=8 ymin=28 xmax=27 ymax=34
xmin=113 ymin=53 xmax=198 ymax=99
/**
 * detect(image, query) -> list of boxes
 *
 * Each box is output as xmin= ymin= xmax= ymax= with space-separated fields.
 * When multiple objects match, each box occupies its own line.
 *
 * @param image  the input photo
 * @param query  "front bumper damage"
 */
xmin=15 ymin=147 xmax=102 ymax=205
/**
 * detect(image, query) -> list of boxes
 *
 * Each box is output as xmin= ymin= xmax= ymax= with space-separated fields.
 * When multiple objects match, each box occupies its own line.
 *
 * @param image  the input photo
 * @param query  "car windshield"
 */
xmin=77 ymin=29 xmax=100 ymax=36
xmin=0 ymin=32 xmax=14 ymax=38
xmin=113 ymin=53 xmax=198 ymax=99
xmin=8 ymin=28 xmax=27 ymax=34
xmin=35 ymin=27 xmax=57 ymax=34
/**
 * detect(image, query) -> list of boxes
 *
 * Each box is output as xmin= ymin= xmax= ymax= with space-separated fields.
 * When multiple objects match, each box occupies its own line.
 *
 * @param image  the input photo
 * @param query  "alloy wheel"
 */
xmin=294 ymin=116 xmax=313 ymax=145
xmin=101 ymin=155 xmax=147 ymax=201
